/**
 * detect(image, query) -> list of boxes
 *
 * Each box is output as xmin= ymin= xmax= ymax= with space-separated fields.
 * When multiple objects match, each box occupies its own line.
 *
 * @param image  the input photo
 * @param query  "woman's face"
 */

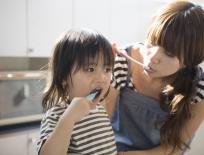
xmin=143 ymin=43 xmax=181 ymax=79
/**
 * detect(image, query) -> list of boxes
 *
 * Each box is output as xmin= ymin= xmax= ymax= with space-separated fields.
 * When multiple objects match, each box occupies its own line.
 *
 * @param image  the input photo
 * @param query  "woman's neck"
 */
xmin=130 ymin=45 xmax=167 ymax=100
xmin=132 ymin=67 xmax=165 ymax=100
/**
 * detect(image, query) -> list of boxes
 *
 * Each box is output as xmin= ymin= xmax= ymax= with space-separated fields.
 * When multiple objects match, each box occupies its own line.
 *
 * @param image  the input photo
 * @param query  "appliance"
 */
xmin=0 ymin=71 xmax=46 ymax=127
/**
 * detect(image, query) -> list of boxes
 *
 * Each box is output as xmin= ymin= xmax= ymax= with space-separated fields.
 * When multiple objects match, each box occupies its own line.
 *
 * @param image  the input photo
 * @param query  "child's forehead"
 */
xmin=84 ymin=52 xmax=104 ymax=61
xmin=84 ymin=56 xmax=104 ymax=64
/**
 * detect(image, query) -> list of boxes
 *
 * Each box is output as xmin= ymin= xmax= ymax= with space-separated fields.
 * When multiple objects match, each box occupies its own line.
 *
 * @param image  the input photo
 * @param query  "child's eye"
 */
xmin=87 ymin=67 xmax=95 ymax=72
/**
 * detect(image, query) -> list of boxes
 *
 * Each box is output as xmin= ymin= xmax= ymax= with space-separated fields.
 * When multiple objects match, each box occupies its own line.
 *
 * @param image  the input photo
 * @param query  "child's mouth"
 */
xmin=86 ymin=89 xmax=102 ymax=101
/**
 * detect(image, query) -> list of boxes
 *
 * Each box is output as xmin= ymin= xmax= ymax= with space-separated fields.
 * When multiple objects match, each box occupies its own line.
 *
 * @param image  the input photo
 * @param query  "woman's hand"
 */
xmin=112 ymin=43 xmax=121 ymax=56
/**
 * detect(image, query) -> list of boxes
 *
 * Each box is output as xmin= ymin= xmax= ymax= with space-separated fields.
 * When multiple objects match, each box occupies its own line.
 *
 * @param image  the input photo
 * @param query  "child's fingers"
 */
xmin=88 ymin=100 xmax=97 ymax=111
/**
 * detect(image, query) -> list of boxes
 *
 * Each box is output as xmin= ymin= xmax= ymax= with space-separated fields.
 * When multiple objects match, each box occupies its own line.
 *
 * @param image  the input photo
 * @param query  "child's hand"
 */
xmin=66 ymin=97 xmax=96 ymax=123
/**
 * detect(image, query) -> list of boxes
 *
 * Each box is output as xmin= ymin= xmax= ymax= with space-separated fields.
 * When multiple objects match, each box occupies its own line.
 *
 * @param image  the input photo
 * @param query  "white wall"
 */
xmin=185 ymin=122 xmax=204 ymax=155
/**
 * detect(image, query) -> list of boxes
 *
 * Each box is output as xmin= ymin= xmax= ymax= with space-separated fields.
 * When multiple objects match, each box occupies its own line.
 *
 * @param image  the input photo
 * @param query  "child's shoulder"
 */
xmin=43 ymin=104 xmax=67 ymax=119
xmin=47 ymin=103 xmax=67 ymax=112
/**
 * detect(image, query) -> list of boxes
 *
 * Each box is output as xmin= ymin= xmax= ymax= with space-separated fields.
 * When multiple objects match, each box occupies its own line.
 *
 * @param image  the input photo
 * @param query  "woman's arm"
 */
xmin=119 ymin=100 xmax=204 ymax=155
xmin=118 ymin=145 xmax=182 ymax=155
xmin=104 ymin=86 xmax=119 ymax=118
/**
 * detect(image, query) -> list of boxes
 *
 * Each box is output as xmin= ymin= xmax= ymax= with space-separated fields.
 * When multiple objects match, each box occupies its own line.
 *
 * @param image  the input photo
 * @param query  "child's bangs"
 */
xmin=84 ymin=47 xmax=114 ymax=67
xmin=74 ymin=40 xmax=114 ymax=71
xmin=99 ymin=45 xmax=114 ymax=66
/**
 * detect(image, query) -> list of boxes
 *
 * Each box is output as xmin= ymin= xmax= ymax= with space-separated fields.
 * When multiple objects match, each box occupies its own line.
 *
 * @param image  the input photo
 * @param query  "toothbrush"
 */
xmin=86 ymin=91 xmax=98 ymax=101
xmin=118 ymin=49 xmax=150 ymax=70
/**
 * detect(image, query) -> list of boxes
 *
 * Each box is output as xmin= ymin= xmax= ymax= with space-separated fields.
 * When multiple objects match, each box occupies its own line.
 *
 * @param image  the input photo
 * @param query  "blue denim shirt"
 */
xmin=111 ymin=86 xmax=167 ymax=151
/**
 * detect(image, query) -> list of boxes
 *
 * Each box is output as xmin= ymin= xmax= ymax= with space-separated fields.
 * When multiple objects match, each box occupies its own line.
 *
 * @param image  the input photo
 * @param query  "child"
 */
xmin=36 ymin=28 xmax=117 ymax=155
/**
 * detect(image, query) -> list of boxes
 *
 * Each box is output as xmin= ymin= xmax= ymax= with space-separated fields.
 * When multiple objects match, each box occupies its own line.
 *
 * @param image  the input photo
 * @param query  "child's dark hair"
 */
xmin=42 ymin=28 xmax=114 ymax=111
xmin=147 ymin=1 xmax=204 ymax=153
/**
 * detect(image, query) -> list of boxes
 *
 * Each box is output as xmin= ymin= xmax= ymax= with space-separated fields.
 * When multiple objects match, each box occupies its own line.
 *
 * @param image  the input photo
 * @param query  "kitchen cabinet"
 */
xmin=72 ymin=0 xmax=110 ymax=38
xmin=185 ymin=122 xmax=204 ymax=155
xmin=0 ymin=0 xmax=27 ymax=57
xmin=0 ymin=0 xmax=161 ymax=57
xmin=109 ymin=0 xmax=164 ymax=45
xmin=0 ymin=0 xmax=180 ymax=57
xmin=0 ymin=0 xmax=72 ymax=57
xmin=109 ymin=0 xmax=141 ymax=45
xmin=27 ymin=0 xmax=72 ymax=57
xmin=0 ymin=127 xmax=39 ymax=155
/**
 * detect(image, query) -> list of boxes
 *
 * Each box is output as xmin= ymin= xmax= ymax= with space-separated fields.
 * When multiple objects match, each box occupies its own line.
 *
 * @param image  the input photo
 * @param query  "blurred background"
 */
xmin=0 ymin=0 xmax=204 ymax=155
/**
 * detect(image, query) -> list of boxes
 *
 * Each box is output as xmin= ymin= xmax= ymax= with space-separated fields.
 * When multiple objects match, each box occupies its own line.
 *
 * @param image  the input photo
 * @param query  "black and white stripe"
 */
xmin=111 ymin=55 xmax=135 ymax=91
xmin=111 ymin=55 xmax=129 ymax=90
xmin=193 ymin=79 xmax=204 ymax=104
xmin=36 ymin=105 xmax=117 ymax=155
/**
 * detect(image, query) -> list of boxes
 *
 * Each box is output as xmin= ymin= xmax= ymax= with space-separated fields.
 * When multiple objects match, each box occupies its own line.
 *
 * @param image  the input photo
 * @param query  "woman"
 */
xmin=106 ymin=1 xmax=204 ymax=154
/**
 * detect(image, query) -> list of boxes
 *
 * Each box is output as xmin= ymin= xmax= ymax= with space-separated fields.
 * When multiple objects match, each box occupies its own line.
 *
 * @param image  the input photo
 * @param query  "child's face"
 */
xmin=68 ymin=56 xmax=112 ymax=103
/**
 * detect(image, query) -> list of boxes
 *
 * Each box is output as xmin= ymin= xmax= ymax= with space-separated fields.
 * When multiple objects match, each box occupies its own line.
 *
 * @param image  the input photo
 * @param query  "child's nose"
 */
xmin=97 ymin=72 xmax=107 ymax=82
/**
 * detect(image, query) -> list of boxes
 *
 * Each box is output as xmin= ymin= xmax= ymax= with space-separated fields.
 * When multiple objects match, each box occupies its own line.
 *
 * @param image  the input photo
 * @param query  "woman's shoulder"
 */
xmin=193 ymin=69 xmax=204 ymax=104
xmin=111 ymin=53 xmax=129 ymax=90
xmin=111 ymin=43 xmax=145 ymax=91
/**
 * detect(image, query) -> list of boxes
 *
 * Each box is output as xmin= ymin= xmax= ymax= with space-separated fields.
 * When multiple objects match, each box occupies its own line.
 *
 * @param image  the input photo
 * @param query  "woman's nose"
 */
xmin=150 ymin=56 xmax=160 ymax=64
xmin=148 ymin=48 xmax=160 ymax=64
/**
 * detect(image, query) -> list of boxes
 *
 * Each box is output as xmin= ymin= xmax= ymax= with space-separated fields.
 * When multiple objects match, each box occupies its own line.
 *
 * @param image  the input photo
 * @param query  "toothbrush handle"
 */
xmin=119 ymin=50 xmax=144 ymax=67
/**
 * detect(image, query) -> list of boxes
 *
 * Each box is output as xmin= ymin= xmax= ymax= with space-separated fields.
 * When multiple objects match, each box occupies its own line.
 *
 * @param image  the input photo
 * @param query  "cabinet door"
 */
xmin=73 ymin=0 xmax=110 ymax=38
xmin=185 ymin=122 xmax=204 ymax=155
xmin=110 ymin=0 xmax=163 ymax=45
xmin=27 ymin=0 xmax=72 ymax=57
xmin=27 ymin=128 xmax=40 ymax=155
xmin=0 ymin=132 xmax=27 ymax=155
xmin=0 ymin=0 xmax=27 ymax=57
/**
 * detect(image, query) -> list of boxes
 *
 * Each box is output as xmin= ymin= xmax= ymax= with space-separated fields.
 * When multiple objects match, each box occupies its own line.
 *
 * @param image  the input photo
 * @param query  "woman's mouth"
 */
xmin=145 ymin=66 xmax=155 ymax=73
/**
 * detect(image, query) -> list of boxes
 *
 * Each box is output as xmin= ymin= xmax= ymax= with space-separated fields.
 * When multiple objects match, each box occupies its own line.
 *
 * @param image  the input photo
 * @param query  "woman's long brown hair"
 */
xmin=146 ymin=0 xmax=204 ymax=153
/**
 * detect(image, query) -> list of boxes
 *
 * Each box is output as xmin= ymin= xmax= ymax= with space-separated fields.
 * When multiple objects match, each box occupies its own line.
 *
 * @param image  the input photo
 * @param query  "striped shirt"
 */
xmin=111 ymin=52 xmax=204 ymax=104
xmin=36 ymin=104 xmax=117 ymax=155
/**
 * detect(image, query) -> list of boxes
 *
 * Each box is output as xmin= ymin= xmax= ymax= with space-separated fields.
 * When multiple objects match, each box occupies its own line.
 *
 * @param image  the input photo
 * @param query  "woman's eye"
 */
xmin=145 ymin=42 xmax=153 ymax=48
xmin=165 ymin=51 xmax=174 ymax=57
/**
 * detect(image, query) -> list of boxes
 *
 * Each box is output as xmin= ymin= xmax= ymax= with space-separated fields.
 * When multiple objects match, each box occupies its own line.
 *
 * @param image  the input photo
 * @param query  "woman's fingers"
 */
xmin=112 ymin=42 xmax=120 ymax=56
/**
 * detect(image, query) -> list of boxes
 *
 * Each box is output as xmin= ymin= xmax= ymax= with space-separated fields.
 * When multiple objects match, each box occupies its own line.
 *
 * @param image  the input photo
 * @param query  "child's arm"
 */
xmin=39 ymin=97 xmax=94 ymax=155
